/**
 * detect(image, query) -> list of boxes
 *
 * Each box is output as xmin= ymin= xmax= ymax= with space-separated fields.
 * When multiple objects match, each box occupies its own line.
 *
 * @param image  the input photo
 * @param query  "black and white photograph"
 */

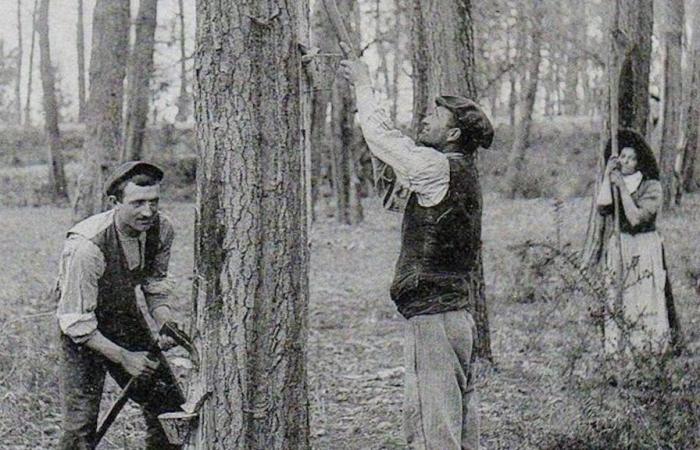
xmin=0 ymin=0 xmax=699 ymax=448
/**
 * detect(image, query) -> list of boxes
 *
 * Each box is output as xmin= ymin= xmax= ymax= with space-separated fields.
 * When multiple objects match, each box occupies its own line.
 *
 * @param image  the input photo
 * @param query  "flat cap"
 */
xmin=104 ymin=161 xmax=164 ymax=196
xmin=436 ymin=95 xmax=494 ymax=149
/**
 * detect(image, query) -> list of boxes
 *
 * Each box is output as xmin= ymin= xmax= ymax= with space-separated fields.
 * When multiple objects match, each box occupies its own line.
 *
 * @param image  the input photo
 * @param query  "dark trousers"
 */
xmin=57 ymin=335 xmax=184 ymax=449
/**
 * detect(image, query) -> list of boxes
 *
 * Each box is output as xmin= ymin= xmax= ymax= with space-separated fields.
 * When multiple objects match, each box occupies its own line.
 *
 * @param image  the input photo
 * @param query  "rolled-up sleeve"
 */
xmin=56 ymin=237 xmax=104 ymax=343
xmin=142 ymin=217 xmax=175 ymax=313
xmin=355 ymin=84 xmax=449 ymax=207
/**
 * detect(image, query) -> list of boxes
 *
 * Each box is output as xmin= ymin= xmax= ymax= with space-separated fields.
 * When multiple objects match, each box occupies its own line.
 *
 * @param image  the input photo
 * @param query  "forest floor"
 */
xmin=0 ymin=192 xmax=699 ymax=449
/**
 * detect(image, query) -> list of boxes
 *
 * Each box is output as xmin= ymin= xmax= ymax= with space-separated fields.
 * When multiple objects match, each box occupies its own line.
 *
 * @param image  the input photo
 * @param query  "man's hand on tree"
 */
xmin=339 ymin=42 xmax=370 ymax=86
xmin=120 ymin=349 xmax=159 ymax=378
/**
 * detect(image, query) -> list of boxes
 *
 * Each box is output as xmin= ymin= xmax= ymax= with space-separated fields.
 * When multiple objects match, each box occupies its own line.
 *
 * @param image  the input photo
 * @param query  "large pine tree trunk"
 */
xmin=506 ymin=1 xmax=543 ymax=198
xmin=410 ymin=0 xmax=491 ymax=360
xmin=581 ymin=0 xmax=654 ymax=267
xmin=123 ymin=0 xmax=157 ymax=161
xmin=76 ymin=0 xmax=87 ymax=123
xmin=188 ymin=1 xmax=310 ymax=447
xmin=72 ymin=0 xmax=129 ymax=223
xmin=37 ymin=0 xmax=68 ymax=203
xmin=681 ymin=4 xmax=700 ymax=193
xmin=658 ymin=0 xmax=685 ymax=209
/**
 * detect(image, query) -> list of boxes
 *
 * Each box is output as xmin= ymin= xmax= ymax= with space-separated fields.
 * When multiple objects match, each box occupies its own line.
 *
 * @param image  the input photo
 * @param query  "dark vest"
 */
xmin=390 ymin=154 xmax=483 ymax=318
xmin=90 ymin=216 xmax=161 ymax=351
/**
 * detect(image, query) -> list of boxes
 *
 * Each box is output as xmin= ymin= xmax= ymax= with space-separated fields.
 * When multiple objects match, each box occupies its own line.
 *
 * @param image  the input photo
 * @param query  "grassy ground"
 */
xmin=0 ymin=191 xmax=698 ymax=448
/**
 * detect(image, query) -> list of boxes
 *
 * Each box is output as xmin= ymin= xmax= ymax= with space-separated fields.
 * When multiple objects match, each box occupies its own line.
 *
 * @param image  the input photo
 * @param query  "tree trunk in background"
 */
xmin=563 ymin=5 xmax=582 ymax=116
xmin=77 ymin=0 xmax=87 ymax=122
xmin=328 ymin=1 xmax=363 ymax=225
xmin=410 ymin=0 xmax=491 ymax=360
xmin=582 ymin=0 xmax=654 ymax=268
xmin=37 ymin=0 xmax=68 ymax=202
xmin=506 ymin=1 xmax=543 ymax=199
xmin=390 ymin=0 xmax=402 ymax=123
xmin=681 ymin=4 xmax=700 ymax=193
xmin=188 ymin=1 xmax=309 ymax=448
xmin=309 ymin=1 xmax=336 ymax=220
xmin=123 ymin=0 xmax=157 ymax=162
xmin=24 ymin=0 xmax=37 ymax=128
xmin=15 ymin=0 xmax=23 ymax=125
xmin=617 ymin=0 xmax=654 ymax=136
xmin=72 ymin=0 xmax=129 ymax=223
xmin=658 ymin=0 xmax=684 ymax=209
xmin=174 ymin=0 xmax=190 ymax=122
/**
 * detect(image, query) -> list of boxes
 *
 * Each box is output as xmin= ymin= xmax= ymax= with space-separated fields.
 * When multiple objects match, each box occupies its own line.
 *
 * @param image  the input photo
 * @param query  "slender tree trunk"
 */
xmin=681 ymin=4 xmax=700 ymax=193
xmin=390 ymin=0 xmax=402 ymax=123
xmin=188 ymin=1 xmax=310 ymax=448
xmin=581 ymin=0 xmax=654 ymax=267
xmin=123 ymin=0 xmax=157 ymax=162
xmin=72 ymin=0 xmax=130 ymax=223
xmin=37 ymin=0 xmax=68 ymax=202
xmin=327 ymin=0 xmax=363 ymax=224
xmin=309 ymin=1 xmax=336 ymax=220
xmin=506 ymin=2 xmax=543 ymax=199
xmin=658 ymin=0 xmax=685 ymax=209
xmin=174 ymin=0 xmax=190 ymax=122
xmin=411 ymin=0 xmax=491 ymax=359
xmin=77 ymin=0 xmax=86 ymax=122
xmin=23 ymin=0 xmax=37 ymax=128
xmin=15 ymin=0 xmax=23 ymax=125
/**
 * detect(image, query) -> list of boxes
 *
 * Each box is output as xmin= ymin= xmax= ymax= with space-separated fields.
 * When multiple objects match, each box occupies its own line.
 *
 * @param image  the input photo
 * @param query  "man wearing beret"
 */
xmin=340 ymin=52 xmax=493 ymax=449
xmin=55 ymin=162 xmax=184 ymax=449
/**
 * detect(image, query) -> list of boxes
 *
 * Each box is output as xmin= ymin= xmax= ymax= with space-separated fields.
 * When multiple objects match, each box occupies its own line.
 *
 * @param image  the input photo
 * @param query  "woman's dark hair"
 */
xmin=604 ymin=128 xmax=660 ymax=180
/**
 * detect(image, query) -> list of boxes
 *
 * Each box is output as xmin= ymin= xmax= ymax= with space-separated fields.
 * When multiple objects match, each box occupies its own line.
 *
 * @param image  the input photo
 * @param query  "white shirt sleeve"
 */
xmin=56 ymin=236 xmax=104 ymax=343
xmin=355 ymin=84 xmax=450 ymax=207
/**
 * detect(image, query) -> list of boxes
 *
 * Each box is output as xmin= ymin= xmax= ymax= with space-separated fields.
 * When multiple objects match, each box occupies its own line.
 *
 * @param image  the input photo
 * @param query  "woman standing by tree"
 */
xmin=597 ymin=129 xmax=681 ymax=354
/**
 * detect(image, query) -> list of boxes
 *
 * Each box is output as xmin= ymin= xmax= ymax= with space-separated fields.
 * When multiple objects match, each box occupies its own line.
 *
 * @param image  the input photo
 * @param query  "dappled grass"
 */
xmin=0 ymin=191 xmax=699 ymax=448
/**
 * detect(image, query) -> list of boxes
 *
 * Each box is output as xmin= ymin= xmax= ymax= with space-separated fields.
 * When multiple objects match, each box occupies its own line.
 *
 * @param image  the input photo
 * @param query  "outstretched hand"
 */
xmin=338 ymin=42 xmax=370 ymax=86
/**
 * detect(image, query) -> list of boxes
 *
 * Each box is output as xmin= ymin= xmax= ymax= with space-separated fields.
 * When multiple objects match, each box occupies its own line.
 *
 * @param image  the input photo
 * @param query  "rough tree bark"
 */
xmin=681 ymin=4 xmax=700 ymax=193
xmin=123 ymin=0 xmax=157 ymax=161
xmin=72 ymin=0 xmax=130 ymax=223
xmin=15 ymin=0 xmax=22 ymax=125
xmin=658 ymin=0 xmax=685 ymax=209
xmin=23 ymin=0 xmax=37 ymax=128
xmin=174 ymin=0 xmax=190 ymax=122
xmin=77 ymin=0 xmax=87 ymax=122
xmin=187 ymin=1 xmax=310 ymax=448
xmin=37 ymin=0 xmax=68 ymax=202
xmin=506 ymin=2 xmax=543 ymax=199
xmin=410 ymin=0 xmax=491 ymax=359
xmin=390 ymin=0 xmax=402 ymax=123
xmin=581 ymin=0 xmax=654 ymax=267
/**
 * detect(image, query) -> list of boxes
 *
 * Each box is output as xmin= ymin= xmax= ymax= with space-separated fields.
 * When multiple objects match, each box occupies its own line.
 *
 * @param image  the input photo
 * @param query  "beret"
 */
xmin=104 ymin=161 xmax=164 ymax=196
xmin=436 ymin=95 xmax=494 ymax=149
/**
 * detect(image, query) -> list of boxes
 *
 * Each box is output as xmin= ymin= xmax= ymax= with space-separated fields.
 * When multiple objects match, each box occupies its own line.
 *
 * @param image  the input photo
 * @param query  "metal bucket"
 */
xmin=158 ymin=411 xmax=198 ymax=445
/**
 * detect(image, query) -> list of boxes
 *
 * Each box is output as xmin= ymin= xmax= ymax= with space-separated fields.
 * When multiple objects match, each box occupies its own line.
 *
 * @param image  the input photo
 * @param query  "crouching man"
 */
xmin=340 ymin=48 xmax=494 ymax=449
xmin=55 ymin=162 xmax=184 ymax=449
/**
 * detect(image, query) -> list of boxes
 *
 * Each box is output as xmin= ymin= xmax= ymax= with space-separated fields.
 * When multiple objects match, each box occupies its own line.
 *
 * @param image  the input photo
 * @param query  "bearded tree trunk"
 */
xmin=410 ymin=0 xmax=491 ymax=359
xmin=77 ymin=0 xmax=87 ymax=123
xmin=188 ymin=1 xmax=310 ymax=447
